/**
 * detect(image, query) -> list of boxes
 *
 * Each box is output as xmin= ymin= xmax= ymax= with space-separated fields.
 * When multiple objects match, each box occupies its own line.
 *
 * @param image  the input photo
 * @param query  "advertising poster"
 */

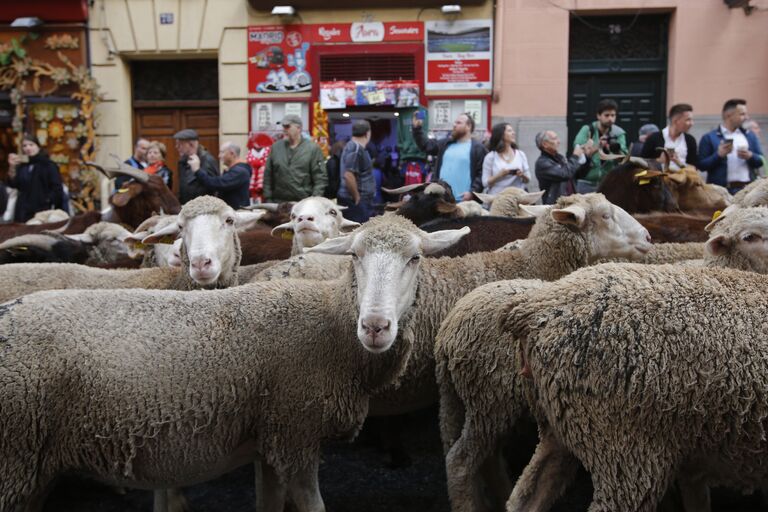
xmin=248 ymin=25 xmax=312 ymax=94
xmin=432 ymin=100 xmax=452 ymax=130
xmin=320 ymin=81 xmax=355 ymax=109
xmin=464 ymin=100 xmax=483 ymax=125
xmin=395 ymin=81 xmax=420 ymax=108
xmin=424 ymin=19 xmax=493 ymax=91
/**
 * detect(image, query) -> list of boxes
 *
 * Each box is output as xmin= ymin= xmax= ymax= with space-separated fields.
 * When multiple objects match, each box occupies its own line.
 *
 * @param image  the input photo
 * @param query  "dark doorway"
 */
xmin=131 ymin=60 xmax=219 ymax=197
xmin=567 ymin=13 xmax=669 ymax=152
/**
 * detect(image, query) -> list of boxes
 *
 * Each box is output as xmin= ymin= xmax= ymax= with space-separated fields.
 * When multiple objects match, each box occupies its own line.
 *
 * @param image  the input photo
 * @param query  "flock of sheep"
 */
xmin=1 ymin=169 xmax=768 ymax=512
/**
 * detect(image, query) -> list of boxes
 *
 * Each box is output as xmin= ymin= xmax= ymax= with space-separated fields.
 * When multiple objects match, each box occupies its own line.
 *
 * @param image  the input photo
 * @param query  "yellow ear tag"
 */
xmin=158 ymin=235 xmax=177 ymax=244
xmin=131 ymin=241 xmax=146 ymax=249
xmin=281 ymin=231 xmax=294 ymax=240
xmin=634 ymin=170 xmax=648 ymax=178
xmin=712 ymin=210 xmax=722 ymax=221
xmin=638 ymin=179 xmax=651 ymax=186
xmin=118 ymin=188 xmax=129 ymax=193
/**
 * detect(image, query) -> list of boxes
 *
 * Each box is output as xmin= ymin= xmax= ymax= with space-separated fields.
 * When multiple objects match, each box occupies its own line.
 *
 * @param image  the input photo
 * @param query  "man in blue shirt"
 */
xmin=412 ymin=112 xmax=487 ymax=201
xmin=116 ymin=137 xmax=149 ymax=190
xmin=190 ymin=142 xmax=252 ymax=209
xmin=338 ymin=120 xmax=375 ymax=223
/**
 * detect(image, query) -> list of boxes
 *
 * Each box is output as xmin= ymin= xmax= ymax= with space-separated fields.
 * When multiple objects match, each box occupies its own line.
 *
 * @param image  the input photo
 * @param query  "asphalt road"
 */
xmin=42 ymin=406 xmax=766 ymax=512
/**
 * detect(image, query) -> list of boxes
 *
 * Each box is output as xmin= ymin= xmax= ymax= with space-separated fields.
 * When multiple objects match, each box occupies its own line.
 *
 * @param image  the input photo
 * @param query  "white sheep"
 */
xmin=0 ymin=196 xmax=265 ymax=302
xmin=253 ymin=194 xmax=652 ymax=422
xmin=0 ymin=215 xmax=470 ymax=512
xmin=436 ymin=204 xmax=768 ymax=512
xmin=473 ymin=189 xmax=544 ymax=217
xmin=270 ymin=196 xmax=359 ymax=255
xmin=24 ymin=208 xmax=69 ymax=225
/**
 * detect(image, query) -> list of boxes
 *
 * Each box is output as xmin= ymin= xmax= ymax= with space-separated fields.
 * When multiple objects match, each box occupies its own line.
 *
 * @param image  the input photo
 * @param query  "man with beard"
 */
xmin=411 ymin=112 xmax=487 ymax=201
xmin=572 ymin=98 xmax=627 ymax=193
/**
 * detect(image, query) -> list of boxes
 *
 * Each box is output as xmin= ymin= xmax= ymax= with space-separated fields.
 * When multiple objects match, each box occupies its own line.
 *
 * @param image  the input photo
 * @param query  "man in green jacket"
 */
xmin=572 ymin=98 xmax=627 ymax=192
xmin=263 ymin=114 xmax=327 ymax=202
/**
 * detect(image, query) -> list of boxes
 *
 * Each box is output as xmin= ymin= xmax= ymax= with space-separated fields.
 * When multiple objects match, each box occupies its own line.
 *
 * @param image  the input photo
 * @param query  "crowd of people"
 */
xmin=2 ymin=97 xmax=764 ymax=224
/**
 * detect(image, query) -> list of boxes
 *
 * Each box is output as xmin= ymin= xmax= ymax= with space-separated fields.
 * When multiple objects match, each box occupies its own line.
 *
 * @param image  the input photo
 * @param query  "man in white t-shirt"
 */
xmin=641 ymin=104 xmax=698 ymax=171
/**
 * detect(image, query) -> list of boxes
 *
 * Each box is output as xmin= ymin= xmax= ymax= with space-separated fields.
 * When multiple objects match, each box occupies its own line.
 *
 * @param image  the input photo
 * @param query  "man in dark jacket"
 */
xmin=174 ymin=129 xmax=219 ymax=204
xmin=412 ymin=112 xmax=487 ymax=201
xmin=534 ymin=130 xmax=591 ymax=205
xmin=191 ymin=141 xmax=252 ymax=209
xmin=641 ymin=104 xmax=698 ymax=170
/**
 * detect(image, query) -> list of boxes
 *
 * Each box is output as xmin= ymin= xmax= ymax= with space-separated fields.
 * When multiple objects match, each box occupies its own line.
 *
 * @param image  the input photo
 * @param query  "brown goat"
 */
xmin=239 ymin=229 xmax=293 ymax=265
xmin=110 ymin=175 xmax=181 ymax=229
xmin=633 ymin=212 xmax=712 ymax=243
xmin=420 ymin=215 xmax=536 ymax=257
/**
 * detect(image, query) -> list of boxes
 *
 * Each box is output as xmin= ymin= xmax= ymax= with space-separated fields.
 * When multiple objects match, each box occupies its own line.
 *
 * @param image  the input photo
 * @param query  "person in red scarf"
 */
xmin=145 ymin=141 xmax=173 ymax=189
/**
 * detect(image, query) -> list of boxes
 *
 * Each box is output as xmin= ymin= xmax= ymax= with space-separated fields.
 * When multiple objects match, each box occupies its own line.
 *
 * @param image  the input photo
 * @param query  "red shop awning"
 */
xmin=0 ymin=0 xmax=88 ymax=24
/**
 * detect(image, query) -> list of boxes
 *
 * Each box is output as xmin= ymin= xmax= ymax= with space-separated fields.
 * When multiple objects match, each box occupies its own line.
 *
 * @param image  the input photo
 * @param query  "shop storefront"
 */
xmin=247 ymin=20 xmax=493 ymax=166
xmin=0 ymin=0 xmax=102 ymax=212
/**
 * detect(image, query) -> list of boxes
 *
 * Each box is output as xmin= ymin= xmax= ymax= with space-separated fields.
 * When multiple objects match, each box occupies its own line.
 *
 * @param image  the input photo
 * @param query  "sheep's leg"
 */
xmin=677 ymin=477 xmax=711 ymax=512
xmin=261 ymin=462 xmax=288 ymax=512
xmin=478 ymin=449 xmax=513 ymax=511
xmin=438 ymin=370 xmax=465 ymax=455
xmin=506 ymin=432 xmax=578 ymax=512
xmin=287 ymin=458 xmax=325 ymax=512
xmin=587 ymin=451 xmax=672 ymax=512
xmin=446 ymin=415 xmax=509 ymax=512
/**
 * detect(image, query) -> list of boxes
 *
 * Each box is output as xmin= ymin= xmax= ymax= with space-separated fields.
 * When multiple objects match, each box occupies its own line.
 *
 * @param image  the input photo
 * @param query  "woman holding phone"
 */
xmin=481 ymin=122 xmax=530 ymax=194
xmin=6 ymin=134 xmax=64 ymax=222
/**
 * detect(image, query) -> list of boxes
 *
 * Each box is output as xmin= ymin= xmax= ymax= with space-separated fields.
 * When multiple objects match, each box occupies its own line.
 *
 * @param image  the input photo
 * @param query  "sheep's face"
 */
xmin=142 ymin=197 xmax=265 ymax=285
xmin=308 ymin=217 xmax=470 ymax=353
xmin=65 ymin=223 xmax=140 ymax=262
xmin=271 ymin=197 xmax=359 ymax=251
xmin=706 ymin=207 xmax=768 ymax=274
xmin=154 ymin=239 xmax=183 ymax=268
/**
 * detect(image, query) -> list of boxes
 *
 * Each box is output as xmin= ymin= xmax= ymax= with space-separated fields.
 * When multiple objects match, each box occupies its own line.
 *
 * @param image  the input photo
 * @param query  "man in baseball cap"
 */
xmin=263 ymin=113 xmax=327 ymax=202
xmin=174 ymin=128 xmax=219 ymax=203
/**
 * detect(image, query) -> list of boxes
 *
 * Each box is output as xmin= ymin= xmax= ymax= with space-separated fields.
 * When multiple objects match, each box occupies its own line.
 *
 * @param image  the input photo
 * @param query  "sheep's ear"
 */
xmin=519 ymin=191 xmax=545 ymax=205
xmin=271 ymin=222 xmax=294 ymax=239
xmin=473 ymin=192 xmax=495 ymax=204
xmin=421 ymin=226 xmax=470 ymax=255
xmin=705 ymin=205 xmax=738 ymax=232
xmin=706 ymin=234 xmax=730 ymax=256
xmin=305 ymin=234 xmax=352 ymax=255
xmin=142 ymin=222 xmax=181 ymax=245
xmin=124 ymin=231 xmax=149 ymax=246
xmin=340 ymin=218 xmax=361 ymax=232
xmin=235 ymin=210 xmax=267 ymax=232
xmin=64 ymin=232 xmax=95 ymax=244
xmin=551 ymin=205 xmax=587 ymax=227
xmin=519 ymin=204 xmax=551 ymax=218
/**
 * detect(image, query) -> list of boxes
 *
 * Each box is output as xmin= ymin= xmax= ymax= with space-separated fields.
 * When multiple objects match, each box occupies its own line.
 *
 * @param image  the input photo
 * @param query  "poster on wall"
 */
xmin=432 ymin=100 xmax=452 ymax=130
xmin=254 ymin=103 xmax=273 ymax=129
xmin=424 ymin=19 xmax=492 ymax=91
xmin=320 ymin=82 xmax=354 ymax=109
xmin=248 ymin=25 xmax=312 ymax=93
xmin=395 ymin=81 xmax=420 ymax=108
xmin=464 ymin=100 xmax=483 ymax=125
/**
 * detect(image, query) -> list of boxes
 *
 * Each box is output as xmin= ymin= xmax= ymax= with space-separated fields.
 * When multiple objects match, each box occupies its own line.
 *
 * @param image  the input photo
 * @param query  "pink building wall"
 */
xmin=494 ymin=0 xmax=768 ymax=118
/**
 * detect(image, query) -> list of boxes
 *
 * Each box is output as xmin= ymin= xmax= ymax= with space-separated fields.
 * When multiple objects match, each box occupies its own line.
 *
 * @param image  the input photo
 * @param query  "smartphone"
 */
xmin=414 ymin=110 xmax=426 ymax=121
xmin=723 ymin=138 xmax=734 ymax=147
xmin=18 ymin=155 xmax=29 ymax=164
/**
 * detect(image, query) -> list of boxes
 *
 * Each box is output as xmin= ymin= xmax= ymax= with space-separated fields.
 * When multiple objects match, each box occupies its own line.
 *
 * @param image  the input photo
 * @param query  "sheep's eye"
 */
xmin=329 ymin=209 xmax=337 ymax=216
xmin=290 ymin=213 xmax=297 ymax=219
xmin=225 ymin=217 xmax=234 ymax=225
xmin=409 ymin=255 xmax=421 ymax=264
xmin=602 ymin=213 xmax=611 ymax=220
xmin=743 ymin=233 xmax=759 ymax=242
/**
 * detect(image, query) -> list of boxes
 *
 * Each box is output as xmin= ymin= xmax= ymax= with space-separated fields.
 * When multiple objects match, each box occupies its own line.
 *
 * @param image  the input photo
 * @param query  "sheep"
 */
xmin=456 ymin=200 xmax=489 ymax=217
xmin=0 ymin=196 xmax=265 ymax=302
xmin=270 ymin=196 xmax=359 ymax=255
xmin=502 ymin=260 xmax=768 ymax=512
xmin=255 ymin=194 xmax=652 ymax=419
xmin=0 ymin=214 xmax=470 ymax=512
xmin=129 ymin=214 xmax=184 ymax=268
xmin=733 ymin=177 xmax=768 ymax=207
xmin=25 ymin=208 xmax=69 ymax=225
xmin=0 ymin=222 xmax=141 ymax=266
xmin=473 ymin=189 xmax=544 ymax=217
xmin=436 ymin=205 xmax=768 ymax=512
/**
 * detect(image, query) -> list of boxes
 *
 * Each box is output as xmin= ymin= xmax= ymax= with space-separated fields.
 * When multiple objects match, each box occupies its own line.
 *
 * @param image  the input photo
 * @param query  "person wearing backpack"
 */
xmin=337 ymin=120 xmax=375 ymax=223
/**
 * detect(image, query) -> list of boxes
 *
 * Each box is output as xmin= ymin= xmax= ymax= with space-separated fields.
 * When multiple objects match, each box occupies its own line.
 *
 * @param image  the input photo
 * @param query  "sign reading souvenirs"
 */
xmin=248 ymin=23 xmax=423 ymax=94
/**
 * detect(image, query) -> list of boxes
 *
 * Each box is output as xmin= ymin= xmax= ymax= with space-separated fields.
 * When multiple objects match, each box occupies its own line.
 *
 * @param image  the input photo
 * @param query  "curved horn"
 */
xmin=81 ymin=161 xmax=111 ymax=178
xmin=108 ymin=154 xmax=150 ymax=183
xmin=382 ymin=183 xmax=427 ymax=195
xmin=0 ymin=234 xmax=62 ymax=252
xmin=598 ymin=149 xmax=625 ymax=161
xmin=246 ymin=202 xmax=280 ymax=212
xmin=47 ymin=215 xmax=75 ymax=234
xmin=627 ymin=156 xmax=652 ymax=169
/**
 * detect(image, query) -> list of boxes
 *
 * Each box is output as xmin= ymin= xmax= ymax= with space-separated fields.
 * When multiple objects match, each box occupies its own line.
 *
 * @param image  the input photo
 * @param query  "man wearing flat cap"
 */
xmin=263 ymin=114 xmax=327 ymax=202
xmin=174 ymin=128 xmax=220 ymax=204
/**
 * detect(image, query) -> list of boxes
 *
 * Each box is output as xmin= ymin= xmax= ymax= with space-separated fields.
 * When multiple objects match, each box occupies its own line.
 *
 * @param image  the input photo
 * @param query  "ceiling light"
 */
xmin=342 ymin=113 xmax=350 ymax=118
xmin=271 ymin=6 xmax=296 ymax=16
xmin=441 ymin=5 xmax=461 ymax=14
xmin=11 ymin=17 xmax=43 ymax=28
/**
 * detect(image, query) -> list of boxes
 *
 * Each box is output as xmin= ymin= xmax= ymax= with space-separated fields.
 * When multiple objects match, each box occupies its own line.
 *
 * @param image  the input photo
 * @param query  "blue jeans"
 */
xmin=338 ymin=196 xmax=374 ymax=223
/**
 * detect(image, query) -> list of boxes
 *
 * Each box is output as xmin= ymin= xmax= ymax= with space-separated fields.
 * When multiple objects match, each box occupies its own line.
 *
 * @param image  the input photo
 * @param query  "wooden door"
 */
xmin=133 ymin=105 xmax=219 ymax=197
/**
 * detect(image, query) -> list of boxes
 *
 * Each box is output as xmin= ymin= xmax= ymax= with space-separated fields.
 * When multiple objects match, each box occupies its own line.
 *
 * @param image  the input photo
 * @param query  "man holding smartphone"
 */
xmin=699 ymin=98 xmax=764 ymax=194
xmin=641 ymin=104 xmax=698 ymax=171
